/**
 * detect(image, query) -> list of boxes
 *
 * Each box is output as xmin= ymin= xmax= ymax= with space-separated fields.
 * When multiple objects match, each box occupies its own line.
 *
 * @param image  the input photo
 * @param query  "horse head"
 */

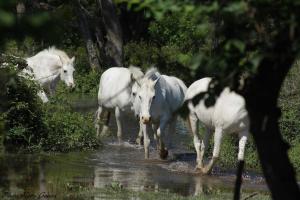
xmin=59 ymin=56 xmax=75 ymax=89
xmin=137 ymin=67 xmax=161 ymax=124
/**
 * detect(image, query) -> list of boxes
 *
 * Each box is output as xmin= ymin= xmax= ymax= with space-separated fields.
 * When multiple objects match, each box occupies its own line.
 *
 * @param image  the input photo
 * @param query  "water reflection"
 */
xmin=0 ymin=110 xmax=266 ymax=199
xmin=0 ymin=147 xmax=267 ymax=199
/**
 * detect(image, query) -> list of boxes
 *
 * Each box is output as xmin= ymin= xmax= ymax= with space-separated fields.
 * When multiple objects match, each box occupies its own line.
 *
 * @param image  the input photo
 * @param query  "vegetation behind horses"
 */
xmin=1 ymin=2 xmax=300 ymax=174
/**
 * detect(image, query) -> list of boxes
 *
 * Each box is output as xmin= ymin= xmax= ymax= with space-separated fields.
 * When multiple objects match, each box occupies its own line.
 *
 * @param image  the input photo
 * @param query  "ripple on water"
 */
xmin=0 ymin=110 xmax=268 ymax=199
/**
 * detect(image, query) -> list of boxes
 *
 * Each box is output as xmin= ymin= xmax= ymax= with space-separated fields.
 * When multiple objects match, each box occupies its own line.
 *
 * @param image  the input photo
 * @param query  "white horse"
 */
xmin=134 ymin=68 xmax=187 ymax=159
xmin=185 ymin=77 xmax=249 ymax=174
xmin=95 ymin=66 xmax=144 ymax=143
xmin=25 ymin=47 xmax=75 ymax=102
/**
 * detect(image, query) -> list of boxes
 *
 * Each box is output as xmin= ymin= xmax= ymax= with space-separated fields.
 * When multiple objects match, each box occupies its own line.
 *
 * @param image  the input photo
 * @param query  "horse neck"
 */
xmin=37 ymin=67 xmax=61 ymax=84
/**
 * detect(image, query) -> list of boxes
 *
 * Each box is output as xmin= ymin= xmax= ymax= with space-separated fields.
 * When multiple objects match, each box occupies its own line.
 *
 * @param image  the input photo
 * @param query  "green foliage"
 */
xmin=73 ymin=71 xmax=100 ymax=95
xmin=124 ymin=11 xmax=209 ymax=85
xmin=279 ymin=61 xmax=300 ymax=170
xmin=1 ymin=65 xmax=100 ymax=152
xmin=217 ymin=135 xmax=260 ymax=170
xmin=3 ymin=67 xmax=47 ymax=150
xmin=122 ymin=0 xmax=300 ymax=176
xmin=42 ymin=103 xmax=100 ymax=152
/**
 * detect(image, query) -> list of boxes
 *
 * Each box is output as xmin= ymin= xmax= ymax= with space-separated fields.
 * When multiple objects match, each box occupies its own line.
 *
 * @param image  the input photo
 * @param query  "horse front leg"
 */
xmin=115 ymin=107 xmax=123 ymax=144
xmin=189 ymin=113 xmax=202 ymax=170
xmin=49 ymin=81 xmax=56 ymax=96
xmin=142 ymin=123 xmax=151 ymax=159
xmin=238 ymin=130 xmax=248 ymax=161
xmin=136 ymin=121 xmax=144 ymax=146
xmin=156 ymin=118 xmax=168 ymax=159
xmin=202 ymin=127 xmax=223 ymax=174
xmin=37 ymin=90 xmax=49 ymax=103
xmin=199 ymin=128 xmax=211 ymax=168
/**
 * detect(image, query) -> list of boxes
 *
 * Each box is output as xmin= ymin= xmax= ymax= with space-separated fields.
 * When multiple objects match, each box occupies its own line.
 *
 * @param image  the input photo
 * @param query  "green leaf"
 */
xmin=0 ymin=9 xmax=15 ymax=27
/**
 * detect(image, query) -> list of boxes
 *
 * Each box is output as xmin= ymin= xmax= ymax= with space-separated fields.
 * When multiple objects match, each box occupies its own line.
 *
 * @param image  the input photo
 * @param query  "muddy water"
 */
xmin=0 ymin=100 xmax=267 ymax=199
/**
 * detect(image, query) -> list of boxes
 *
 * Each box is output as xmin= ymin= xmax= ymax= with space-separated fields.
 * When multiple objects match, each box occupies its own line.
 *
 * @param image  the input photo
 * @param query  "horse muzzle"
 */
xmin=68 ymin=83 xmax=75 ymax=89
xmin=141 ymin=116 xmax=151 ymax=124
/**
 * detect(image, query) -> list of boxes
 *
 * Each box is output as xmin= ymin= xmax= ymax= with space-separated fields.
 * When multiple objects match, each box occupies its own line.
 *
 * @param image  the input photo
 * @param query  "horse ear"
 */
xmin=71 ymin=56 xmax=75 ymax=63
xmin=153 ymin=77 xmax=160 ymax=86
xmin=131 ymin=73 xmax=141 ymax=86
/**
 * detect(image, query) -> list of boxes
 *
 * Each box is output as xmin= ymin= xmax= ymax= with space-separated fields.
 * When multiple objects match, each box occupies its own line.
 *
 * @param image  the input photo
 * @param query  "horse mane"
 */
xmin=128 ymin=65 xmax=144 ymax=82
xmin=144 ymin=67 xmax=161 ymax=81
xmin=43 ymin=46 xmax=72 ymax=66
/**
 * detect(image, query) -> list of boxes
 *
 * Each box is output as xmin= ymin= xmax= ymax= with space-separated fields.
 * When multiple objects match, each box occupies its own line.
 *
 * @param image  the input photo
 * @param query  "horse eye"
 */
xmin=153 ymin=95 xmax=156 ymax=99
xmin=63 ymin=70 xmax=67 ymax=73
xmin=132 ymin=92 xmax=136 ymax=96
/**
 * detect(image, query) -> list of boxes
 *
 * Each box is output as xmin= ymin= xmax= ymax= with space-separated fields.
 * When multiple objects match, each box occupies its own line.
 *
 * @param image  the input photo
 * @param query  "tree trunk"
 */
xmin=16 ymin=1 xmax=26 ymax=19
xmin=97 ymin=0 xmax=123 ymax=67
xmin=94 ymin=19 xmax=108 ymax=68
xmin=244 ymin=45 xmax=300 ymax=199
xmin=75 ymin=0 xmax=101 ymax=70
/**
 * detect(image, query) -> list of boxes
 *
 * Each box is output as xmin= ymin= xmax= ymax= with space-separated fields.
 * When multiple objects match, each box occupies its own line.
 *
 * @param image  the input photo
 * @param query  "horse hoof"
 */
xmin=201 ymin=166 xmax=212 ymax=175
xmin=159 ymin=149 xmax=168 ymax=160
xmin=194 ymin=167 xmax=206 ymax=175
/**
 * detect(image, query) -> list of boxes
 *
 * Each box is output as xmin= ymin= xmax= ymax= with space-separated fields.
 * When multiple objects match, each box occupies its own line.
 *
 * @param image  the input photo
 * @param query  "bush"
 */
xmin=123 ymin=11 xmax=211 ymax=85
xmin=279 ymin=61 xmax=300 ymax=170
xmin=43 ymin=103 xmax=100 ymax=152
xmin=3 ymin=70 xmax=47 ymax=150
xmin=1 ymin=66 xmax=100 ymax=152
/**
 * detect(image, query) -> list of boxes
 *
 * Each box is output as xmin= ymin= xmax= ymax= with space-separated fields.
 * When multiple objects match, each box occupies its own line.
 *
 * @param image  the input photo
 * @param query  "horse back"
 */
xmin=98 ymin=67 xmax=132 ymax=109
xmin=159 ymin=75 xmax=187 ymax=112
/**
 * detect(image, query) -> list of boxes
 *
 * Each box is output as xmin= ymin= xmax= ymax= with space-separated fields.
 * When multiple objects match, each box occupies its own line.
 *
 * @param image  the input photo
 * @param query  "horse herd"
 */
xmin=21 ymin=47 xmax=249 ymax=175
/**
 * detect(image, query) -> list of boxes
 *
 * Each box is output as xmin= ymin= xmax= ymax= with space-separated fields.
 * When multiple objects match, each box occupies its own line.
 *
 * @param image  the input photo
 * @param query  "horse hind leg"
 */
xmin=95 ymin=106 xmax=110 ymax=137
xmin=101 ymin=109 xmax=110 ymax=136
xmin=238 ymin=130 xmax=248 ymax=161
xmin=95 ymin=106 xmax=103 ymax=137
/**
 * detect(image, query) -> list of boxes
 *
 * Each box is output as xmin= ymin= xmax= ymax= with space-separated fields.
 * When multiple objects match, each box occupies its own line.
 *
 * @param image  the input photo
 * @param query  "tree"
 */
xmin=75 ymin=0 xmax=102 ymax=70
xmin=122 ymin=0 xmax=300 ymax=199
xmin=73 ymin=0 xmax=123 ymax=69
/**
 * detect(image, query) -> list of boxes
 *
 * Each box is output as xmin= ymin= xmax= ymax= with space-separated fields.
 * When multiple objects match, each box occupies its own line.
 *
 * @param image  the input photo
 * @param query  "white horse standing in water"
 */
xmin=25 ymin=47 xmax=75 ymax=102
xmin=185 ymin=77 xmax=249 ymax=174
xmin=134 ymin=68 xmax=187 ymax=159
xmin=95 ymin=66 xmax=144 ymax=143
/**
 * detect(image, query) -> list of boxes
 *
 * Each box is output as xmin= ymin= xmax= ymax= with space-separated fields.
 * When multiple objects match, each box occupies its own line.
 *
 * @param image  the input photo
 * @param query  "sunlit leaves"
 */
xmin=0 ymin=9 xmax=15 ymax=27
xmin=225 ymin=39 xmax=246 ymax=53
xmin=223 ymin=1 xmax=248 ymax=15
xmin=122 ymin=0 xmax=300 ymax=91
xmin=27 ymin=12 xmax=50 ymax=27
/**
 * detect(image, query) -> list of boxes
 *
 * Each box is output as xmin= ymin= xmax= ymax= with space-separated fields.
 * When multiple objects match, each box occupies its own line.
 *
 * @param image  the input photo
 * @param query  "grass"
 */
xmin=0 ymin=184 xmax=270 ymax=200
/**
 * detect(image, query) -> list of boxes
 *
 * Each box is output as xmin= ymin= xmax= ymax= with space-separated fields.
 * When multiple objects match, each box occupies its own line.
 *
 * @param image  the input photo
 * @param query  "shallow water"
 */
xmin=0 ymin=101 xmax=268 ymax=199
